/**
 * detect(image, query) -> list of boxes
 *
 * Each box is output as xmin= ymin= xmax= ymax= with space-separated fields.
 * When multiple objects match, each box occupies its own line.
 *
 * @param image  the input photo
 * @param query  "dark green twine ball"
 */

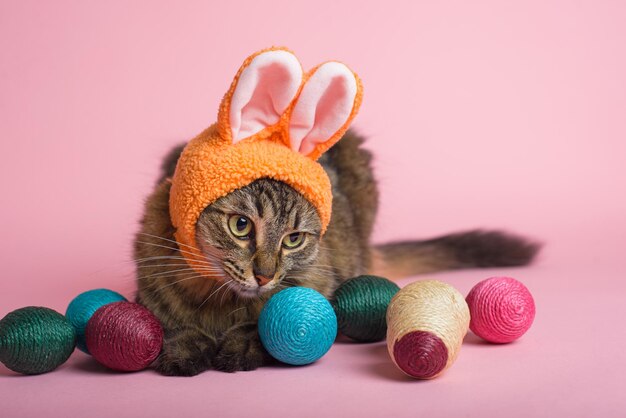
xmin=0 ymin=307 xmax=77 ymax=375
xmin=332 ymin=275 xmax=400 ymax=342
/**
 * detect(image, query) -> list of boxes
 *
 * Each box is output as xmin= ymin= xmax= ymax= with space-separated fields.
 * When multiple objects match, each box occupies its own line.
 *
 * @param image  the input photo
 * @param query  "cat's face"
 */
xmin=195 ymin=179 xmax=322 ymax=298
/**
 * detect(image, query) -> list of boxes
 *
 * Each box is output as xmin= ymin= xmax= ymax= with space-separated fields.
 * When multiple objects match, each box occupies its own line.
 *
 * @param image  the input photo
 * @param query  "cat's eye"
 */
xmin=282 ymin=232 xmax=305 ymax=249
xmin=228 ymin=215 xmax=253 ymax=238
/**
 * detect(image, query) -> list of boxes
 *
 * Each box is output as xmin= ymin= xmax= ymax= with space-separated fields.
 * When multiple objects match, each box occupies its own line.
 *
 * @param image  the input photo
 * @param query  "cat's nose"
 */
xmin=255 ymin=275 xmax=272 ymax=287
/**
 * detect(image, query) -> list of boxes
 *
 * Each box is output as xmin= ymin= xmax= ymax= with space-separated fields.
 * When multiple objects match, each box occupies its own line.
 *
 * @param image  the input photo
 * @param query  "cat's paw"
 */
xmin=214 ymin=322 xmax=275 ymax=373
xmin=156 ymin=351 xmax=208 ymax=377
xmin=155 ymin=326 xmax=217 ymax=377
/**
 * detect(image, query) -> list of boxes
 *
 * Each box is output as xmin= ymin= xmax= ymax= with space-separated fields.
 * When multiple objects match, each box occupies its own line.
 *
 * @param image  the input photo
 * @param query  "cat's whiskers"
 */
xmin=136 ymin=266 xmax=223 ymax=281
xmin=233 ymin=287 xmax=242 ymax=309
xmin=223 ymin=275 xmax=253 ymax=305
xmin=155 ymin=264 xmax=222 ymax=272
xmin=219 ymin=283 xmax=231 ymax=306
xmin=136 ymin=263 xmax=210 ymax=269
xmin=125 ymin=269 xmax=209 ymax=287
xmin=152 ymin=273 xmax=218 ymax=293
xmin=138 ymin=268 xmax=217 ymax=281
xmin=134 ymin=255 xmax=206 ymax=264
xmin=197 ymin=279 xmax=233 ymax=311
xmin=200 ymin=243 xmax=224 ymax=259
xmin=78 ymin=255 xmax=205 ymax=282
xmin=137 ymin=232 xmax=203 ymax=252
xmin=118 ymin=269 xmax=205 ymax=285
xmin=135 ymin=240 xmax=210 ymax=263
xmin=227 ymin=306 xmax=247 ymax=316
xmin=198 ymin=245 xmax=226 ymax=268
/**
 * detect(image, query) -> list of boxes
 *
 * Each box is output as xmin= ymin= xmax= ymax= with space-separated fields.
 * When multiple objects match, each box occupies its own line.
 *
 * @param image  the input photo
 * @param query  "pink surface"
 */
xmin=1 ymin=1 xmax=625 ymax=417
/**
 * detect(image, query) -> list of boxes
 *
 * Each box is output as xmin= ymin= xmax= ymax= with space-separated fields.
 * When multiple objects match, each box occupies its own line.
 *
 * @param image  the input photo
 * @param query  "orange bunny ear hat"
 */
xmin=169 ymin=47 xmax=363 ymax=275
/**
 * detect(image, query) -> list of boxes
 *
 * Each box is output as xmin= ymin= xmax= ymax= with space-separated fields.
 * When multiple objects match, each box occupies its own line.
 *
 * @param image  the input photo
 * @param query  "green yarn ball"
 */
xmin=0 ymin=306 xmax=77 ymax=375
xmin=332 ymin=275 xmax=400 ymax=342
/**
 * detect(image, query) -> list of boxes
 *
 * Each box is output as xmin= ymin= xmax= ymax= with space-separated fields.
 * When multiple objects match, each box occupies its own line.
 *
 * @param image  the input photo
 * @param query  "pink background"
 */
xmin=1 ymin=1 xmax=625 ymax=417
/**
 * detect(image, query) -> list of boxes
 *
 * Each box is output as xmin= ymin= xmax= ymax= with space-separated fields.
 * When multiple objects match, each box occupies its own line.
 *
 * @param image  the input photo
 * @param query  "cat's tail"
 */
xmin=370 ymin=230 xmax=541 ymax=280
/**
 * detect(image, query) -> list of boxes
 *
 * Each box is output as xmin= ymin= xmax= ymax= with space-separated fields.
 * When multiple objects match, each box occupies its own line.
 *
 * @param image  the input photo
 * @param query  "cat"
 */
xmin=134 ymin=129 xmax=540 ymax=376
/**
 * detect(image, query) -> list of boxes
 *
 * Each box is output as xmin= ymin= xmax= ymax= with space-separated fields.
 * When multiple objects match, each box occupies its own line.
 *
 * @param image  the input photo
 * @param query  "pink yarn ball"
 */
xmin=466 ymin=277 xmax=535 ymax=343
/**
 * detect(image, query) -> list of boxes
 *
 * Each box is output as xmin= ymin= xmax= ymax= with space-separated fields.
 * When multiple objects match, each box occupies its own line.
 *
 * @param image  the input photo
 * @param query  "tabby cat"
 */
xmin=134 ymin=130 xmax=539 ymax=376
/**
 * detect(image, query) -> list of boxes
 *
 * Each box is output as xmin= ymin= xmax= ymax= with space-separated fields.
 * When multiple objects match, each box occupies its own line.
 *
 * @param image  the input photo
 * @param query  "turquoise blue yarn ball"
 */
xmin=65 ymin=289 xmax=127 ymax=353
xmin=258 ymin=287 xmax=337 ymax=366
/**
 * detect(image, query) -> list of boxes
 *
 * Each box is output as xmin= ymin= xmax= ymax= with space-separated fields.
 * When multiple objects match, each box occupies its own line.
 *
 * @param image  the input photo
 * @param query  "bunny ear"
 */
xmin=288 ymin=61 xmax=362 ymax=159
xmin=218 ymin=48 xmax=303 ymax=143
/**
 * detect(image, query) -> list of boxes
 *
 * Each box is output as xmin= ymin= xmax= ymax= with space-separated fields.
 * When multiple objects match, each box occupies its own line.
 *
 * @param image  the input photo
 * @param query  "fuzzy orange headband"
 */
xmin=169 ymin=47 xmax=363 ymax=275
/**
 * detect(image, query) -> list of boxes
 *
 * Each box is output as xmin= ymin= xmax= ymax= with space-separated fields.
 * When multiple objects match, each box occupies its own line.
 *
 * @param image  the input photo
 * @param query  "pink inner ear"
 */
xmin=229 ymin=51 xmax=302 ymax=142
xmin=288 ymin=62 xmax=358 ymax=155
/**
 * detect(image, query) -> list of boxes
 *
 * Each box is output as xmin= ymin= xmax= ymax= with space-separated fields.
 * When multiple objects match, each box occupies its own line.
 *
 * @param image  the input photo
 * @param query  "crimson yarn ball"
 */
xmin=466 ymin=277 xmax=536 ymax=343
xmin=85 ymin=302 xmax=163 ymax=371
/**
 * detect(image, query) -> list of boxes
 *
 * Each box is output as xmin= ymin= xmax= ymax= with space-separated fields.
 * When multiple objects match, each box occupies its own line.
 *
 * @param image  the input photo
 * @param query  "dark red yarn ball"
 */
xmin=85 ymin=302 xmax=163 ymax=372
xmin=393 ymin=331 xmax=448 ymax=379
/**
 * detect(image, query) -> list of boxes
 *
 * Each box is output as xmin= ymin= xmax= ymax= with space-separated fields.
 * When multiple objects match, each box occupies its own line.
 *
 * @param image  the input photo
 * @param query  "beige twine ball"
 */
xmin=386 ymin=280 xmax=470 ymax=379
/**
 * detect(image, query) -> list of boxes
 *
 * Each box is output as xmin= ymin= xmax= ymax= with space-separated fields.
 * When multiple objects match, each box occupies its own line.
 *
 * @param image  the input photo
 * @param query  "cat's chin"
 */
xmin=235 ymin=287 xmax=262 ymax=299
xmin=226 ymin=279 xmax=272 ymax=299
